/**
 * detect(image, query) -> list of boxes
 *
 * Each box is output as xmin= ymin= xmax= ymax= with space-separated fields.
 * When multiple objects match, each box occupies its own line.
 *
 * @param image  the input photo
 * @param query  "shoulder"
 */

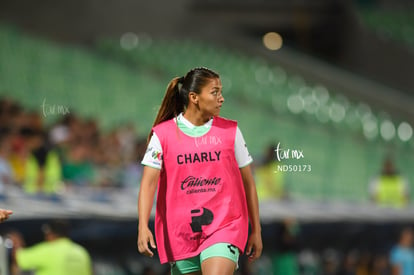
xmin=17 ymin=241 xmax=50 ymax=258
xmin=69 ymin=240 xmax=91 ymax=256
xmin=154 ymin=118 xmax=175 ymax=128
xmin=153 ymin=118 xmax=175 ymax=133
xmin=214 ymin=116 xmax=238 ymax=127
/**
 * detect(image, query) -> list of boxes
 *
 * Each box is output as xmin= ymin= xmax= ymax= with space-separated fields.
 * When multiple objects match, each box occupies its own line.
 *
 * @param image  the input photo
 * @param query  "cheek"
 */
xmin=208 ymin=98 xmax=218 ymax=108
xmin=200 ymin=97 xmax=215 ymax=106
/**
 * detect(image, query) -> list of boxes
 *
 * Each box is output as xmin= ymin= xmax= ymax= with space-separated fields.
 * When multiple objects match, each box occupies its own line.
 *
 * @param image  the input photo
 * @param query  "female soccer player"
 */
xmin=137 ymin=67 xmax=262 ymax=275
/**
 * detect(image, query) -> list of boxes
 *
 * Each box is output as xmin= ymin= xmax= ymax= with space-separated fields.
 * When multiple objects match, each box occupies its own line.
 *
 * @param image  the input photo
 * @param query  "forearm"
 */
xmin=137 ymin=167 xmax=160 ymax=229
xmin=138 ymin=183 xmax=157 ymax=228
xmin=240 ymin=165 xmax=261 ymax=233
xmin=244 ymin=182 xmax=261 ymax=232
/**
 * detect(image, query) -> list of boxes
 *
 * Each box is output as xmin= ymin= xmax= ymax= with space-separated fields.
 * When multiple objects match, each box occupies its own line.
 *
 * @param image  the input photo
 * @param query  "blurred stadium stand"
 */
xmin=0 ymin=24 xmax=413 ymax=205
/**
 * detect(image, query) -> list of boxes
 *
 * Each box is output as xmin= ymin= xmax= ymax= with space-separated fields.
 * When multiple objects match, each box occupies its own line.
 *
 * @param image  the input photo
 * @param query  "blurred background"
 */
xmin=0 ymin=0 xmax=414 ymax=274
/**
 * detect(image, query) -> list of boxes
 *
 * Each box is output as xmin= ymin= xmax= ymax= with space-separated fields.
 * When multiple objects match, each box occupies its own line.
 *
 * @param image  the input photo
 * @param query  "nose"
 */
xmin=218 ymin=93 xmax=224 ymax=103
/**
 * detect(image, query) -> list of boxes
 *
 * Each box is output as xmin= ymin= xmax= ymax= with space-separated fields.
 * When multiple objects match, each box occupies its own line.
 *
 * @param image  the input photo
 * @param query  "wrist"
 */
xmin=250 ymin=226 xmax=262 ymax=234
xmin=138 ymin=222 xmax=149 ymax=231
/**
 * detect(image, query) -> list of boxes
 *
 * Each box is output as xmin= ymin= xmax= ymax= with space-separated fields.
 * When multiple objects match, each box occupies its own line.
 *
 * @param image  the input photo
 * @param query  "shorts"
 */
xmin=170 ymin=243 xmax=240 ymax=275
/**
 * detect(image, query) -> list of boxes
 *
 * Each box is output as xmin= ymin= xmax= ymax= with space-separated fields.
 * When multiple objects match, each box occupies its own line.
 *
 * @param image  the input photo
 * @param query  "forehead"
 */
xmin=203 ymin=77 xmax=222 ymax=89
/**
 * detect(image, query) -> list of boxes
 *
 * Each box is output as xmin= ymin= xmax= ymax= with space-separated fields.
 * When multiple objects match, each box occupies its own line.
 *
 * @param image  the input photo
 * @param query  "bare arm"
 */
xmin=240 ymin=164 xmax=263 ymax=262
xmin=137 ymin=166 xmax=160 ymax=257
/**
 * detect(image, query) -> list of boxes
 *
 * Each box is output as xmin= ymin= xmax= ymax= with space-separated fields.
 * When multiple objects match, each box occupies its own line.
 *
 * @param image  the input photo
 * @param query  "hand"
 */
xmin=0 ymin=209 xmax=12 ymax=223
xmin=245 ymin=231 xmax=263 ymax=263
xmin=137 ymin=226 xmax=156 ymax=257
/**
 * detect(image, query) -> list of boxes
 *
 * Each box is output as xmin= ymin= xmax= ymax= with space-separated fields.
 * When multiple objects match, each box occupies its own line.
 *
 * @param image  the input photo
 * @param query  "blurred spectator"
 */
xmin=0 ymin=128 xmax=13 ymax=198
xmin=101 ymin=129 xmax=122 ymax=167
xmin=369 ymin=156 xmax=409 ymax=208
xmin=390 ymin=227 xmax=414 ymax=275
xmin=88 ymin=129 xmax=123 ymax=189
xmin=255 ymin=143 xmax=286 ymax=201
xmin=372 ymin=253 xmax=390 ymax=275
xmin=10 ymin=219 xmax=92 ymax=275
xmin=6 ymin=103 xmax=28 ymax=186
xmin=321 ymin=248 xmax=341 ymax=275
xmin=62 ymin=141 xmax=95 ymax=187
xmin=8 ymin=128 xmax=27 ymax=187
xmin=355 ymin=251 xmax=372 ymax=275
xmin=338 ymin=250 xmax=359 ymax=275
xmin=82 ymin=118 xmax=100 ymax=146
xmin=23 ymin=130 xmax=63 ymax=196
xmin=117 ymin=122 xmax=137 ymax=165
xmin=272 ymin=218 xmax=300 ymax=275
xmin=54 ymin=115 xmax=101 ymax=188
xmin=121 ymin=138 xmax=146 ymax=189
xmin=297 ymin=249 xmax=321 ymax=275
xmin=0 ymin=208 xmax=12 ymax=222
xmin=1 ymin=97 xmax=148 ymax=193
xmin=49 ymin=116 xmax=72 ymax=147
xmin=26 ymin=111 xmax=43 ymax=132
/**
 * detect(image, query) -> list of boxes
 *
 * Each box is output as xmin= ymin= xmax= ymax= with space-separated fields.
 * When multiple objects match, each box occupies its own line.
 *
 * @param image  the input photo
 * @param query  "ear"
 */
xmin=189 ymin=92 xmax=199 ymax=104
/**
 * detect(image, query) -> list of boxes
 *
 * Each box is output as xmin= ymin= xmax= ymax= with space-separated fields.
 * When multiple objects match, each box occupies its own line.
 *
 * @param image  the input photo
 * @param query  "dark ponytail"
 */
xmin=148 ymin=67 xmax=219 ymax=143
xmin=147 ymin=77 xmax=184 ymax=143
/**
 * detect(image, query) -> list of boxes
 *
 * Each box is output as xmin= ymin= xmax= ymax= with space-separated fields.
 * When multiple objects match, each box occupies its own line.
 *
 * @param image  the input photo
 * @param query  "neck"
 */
xmin=45 ymin=233 xmax=63 ymax=242
xmin=183 ymin=110 xmax=211 ymax=126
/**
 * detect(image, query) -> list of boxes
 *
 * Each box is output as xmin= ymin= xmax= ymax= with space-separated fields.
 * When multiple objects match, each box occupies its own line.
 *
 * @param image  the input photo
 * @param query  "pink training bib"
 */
xmin=153 ymin=116 xmax=249 ymax=264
